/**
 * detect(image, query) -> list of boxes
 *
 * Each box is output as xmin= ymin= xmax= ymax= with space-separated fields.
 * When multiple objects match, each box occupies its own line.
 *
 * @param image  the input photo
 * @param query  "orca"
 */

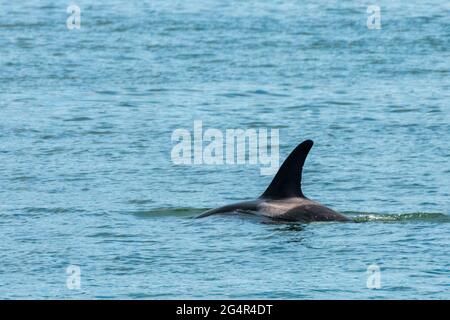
xmin=197 ymin=140 xmax=350 ymax=222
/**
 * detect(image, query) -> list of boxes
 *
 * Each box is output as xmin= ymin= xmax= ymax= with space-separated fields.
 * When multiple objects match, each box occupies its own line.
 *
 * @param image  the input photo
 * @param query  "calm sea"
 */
xmin=0 ymin=1 xmax=449 ymax=299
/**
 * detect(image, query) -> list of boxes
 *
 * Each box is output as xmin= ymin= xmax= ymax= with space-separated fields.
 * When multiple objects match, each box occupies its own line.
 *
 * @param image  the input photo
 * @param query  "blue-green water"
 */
xmin=0 ymin=1 xmax=449 ymax=299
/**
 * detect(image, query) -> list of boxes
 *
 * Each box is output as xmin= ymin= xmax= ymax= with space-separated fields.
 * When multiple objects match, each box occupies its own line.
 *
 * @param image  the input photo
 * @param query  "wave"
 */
xmin=131 ymin=207 xmax=206 ymax=218
xmin=344 ymin=211 xmax=449 ymax=223
xmin=131 ymin=208 xmax=449 ymax=223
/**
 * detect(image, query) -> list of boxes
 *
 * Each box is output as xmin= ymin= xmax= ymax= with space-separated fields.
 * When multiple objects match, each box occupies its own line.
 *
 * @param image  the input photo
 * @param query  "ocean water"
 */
xmin=0 ymin=0 xmax=449 ymax=299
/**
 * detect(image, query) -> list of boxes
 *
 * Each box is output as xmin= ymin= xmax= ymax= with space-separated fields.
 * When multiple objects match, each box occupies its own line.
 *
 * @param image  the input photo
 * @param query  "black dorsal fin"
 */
xmin=260 ymin=140 xmax=313 ymax=199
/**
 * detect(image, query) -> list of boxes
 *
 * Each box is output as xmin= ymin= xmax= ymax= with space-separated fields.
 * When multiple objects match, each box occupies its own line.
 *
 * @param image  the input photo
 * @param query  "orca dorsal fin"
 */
xmin=260 ymin=140 xmax=313 ymax=199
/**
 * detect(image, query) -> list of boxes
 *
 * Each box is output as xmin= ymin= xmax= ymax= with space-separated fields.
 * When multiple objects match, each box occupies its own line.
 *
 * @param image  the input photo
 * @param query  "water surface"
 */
xmin=0 ymin=0 xmax=449 ymax=299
